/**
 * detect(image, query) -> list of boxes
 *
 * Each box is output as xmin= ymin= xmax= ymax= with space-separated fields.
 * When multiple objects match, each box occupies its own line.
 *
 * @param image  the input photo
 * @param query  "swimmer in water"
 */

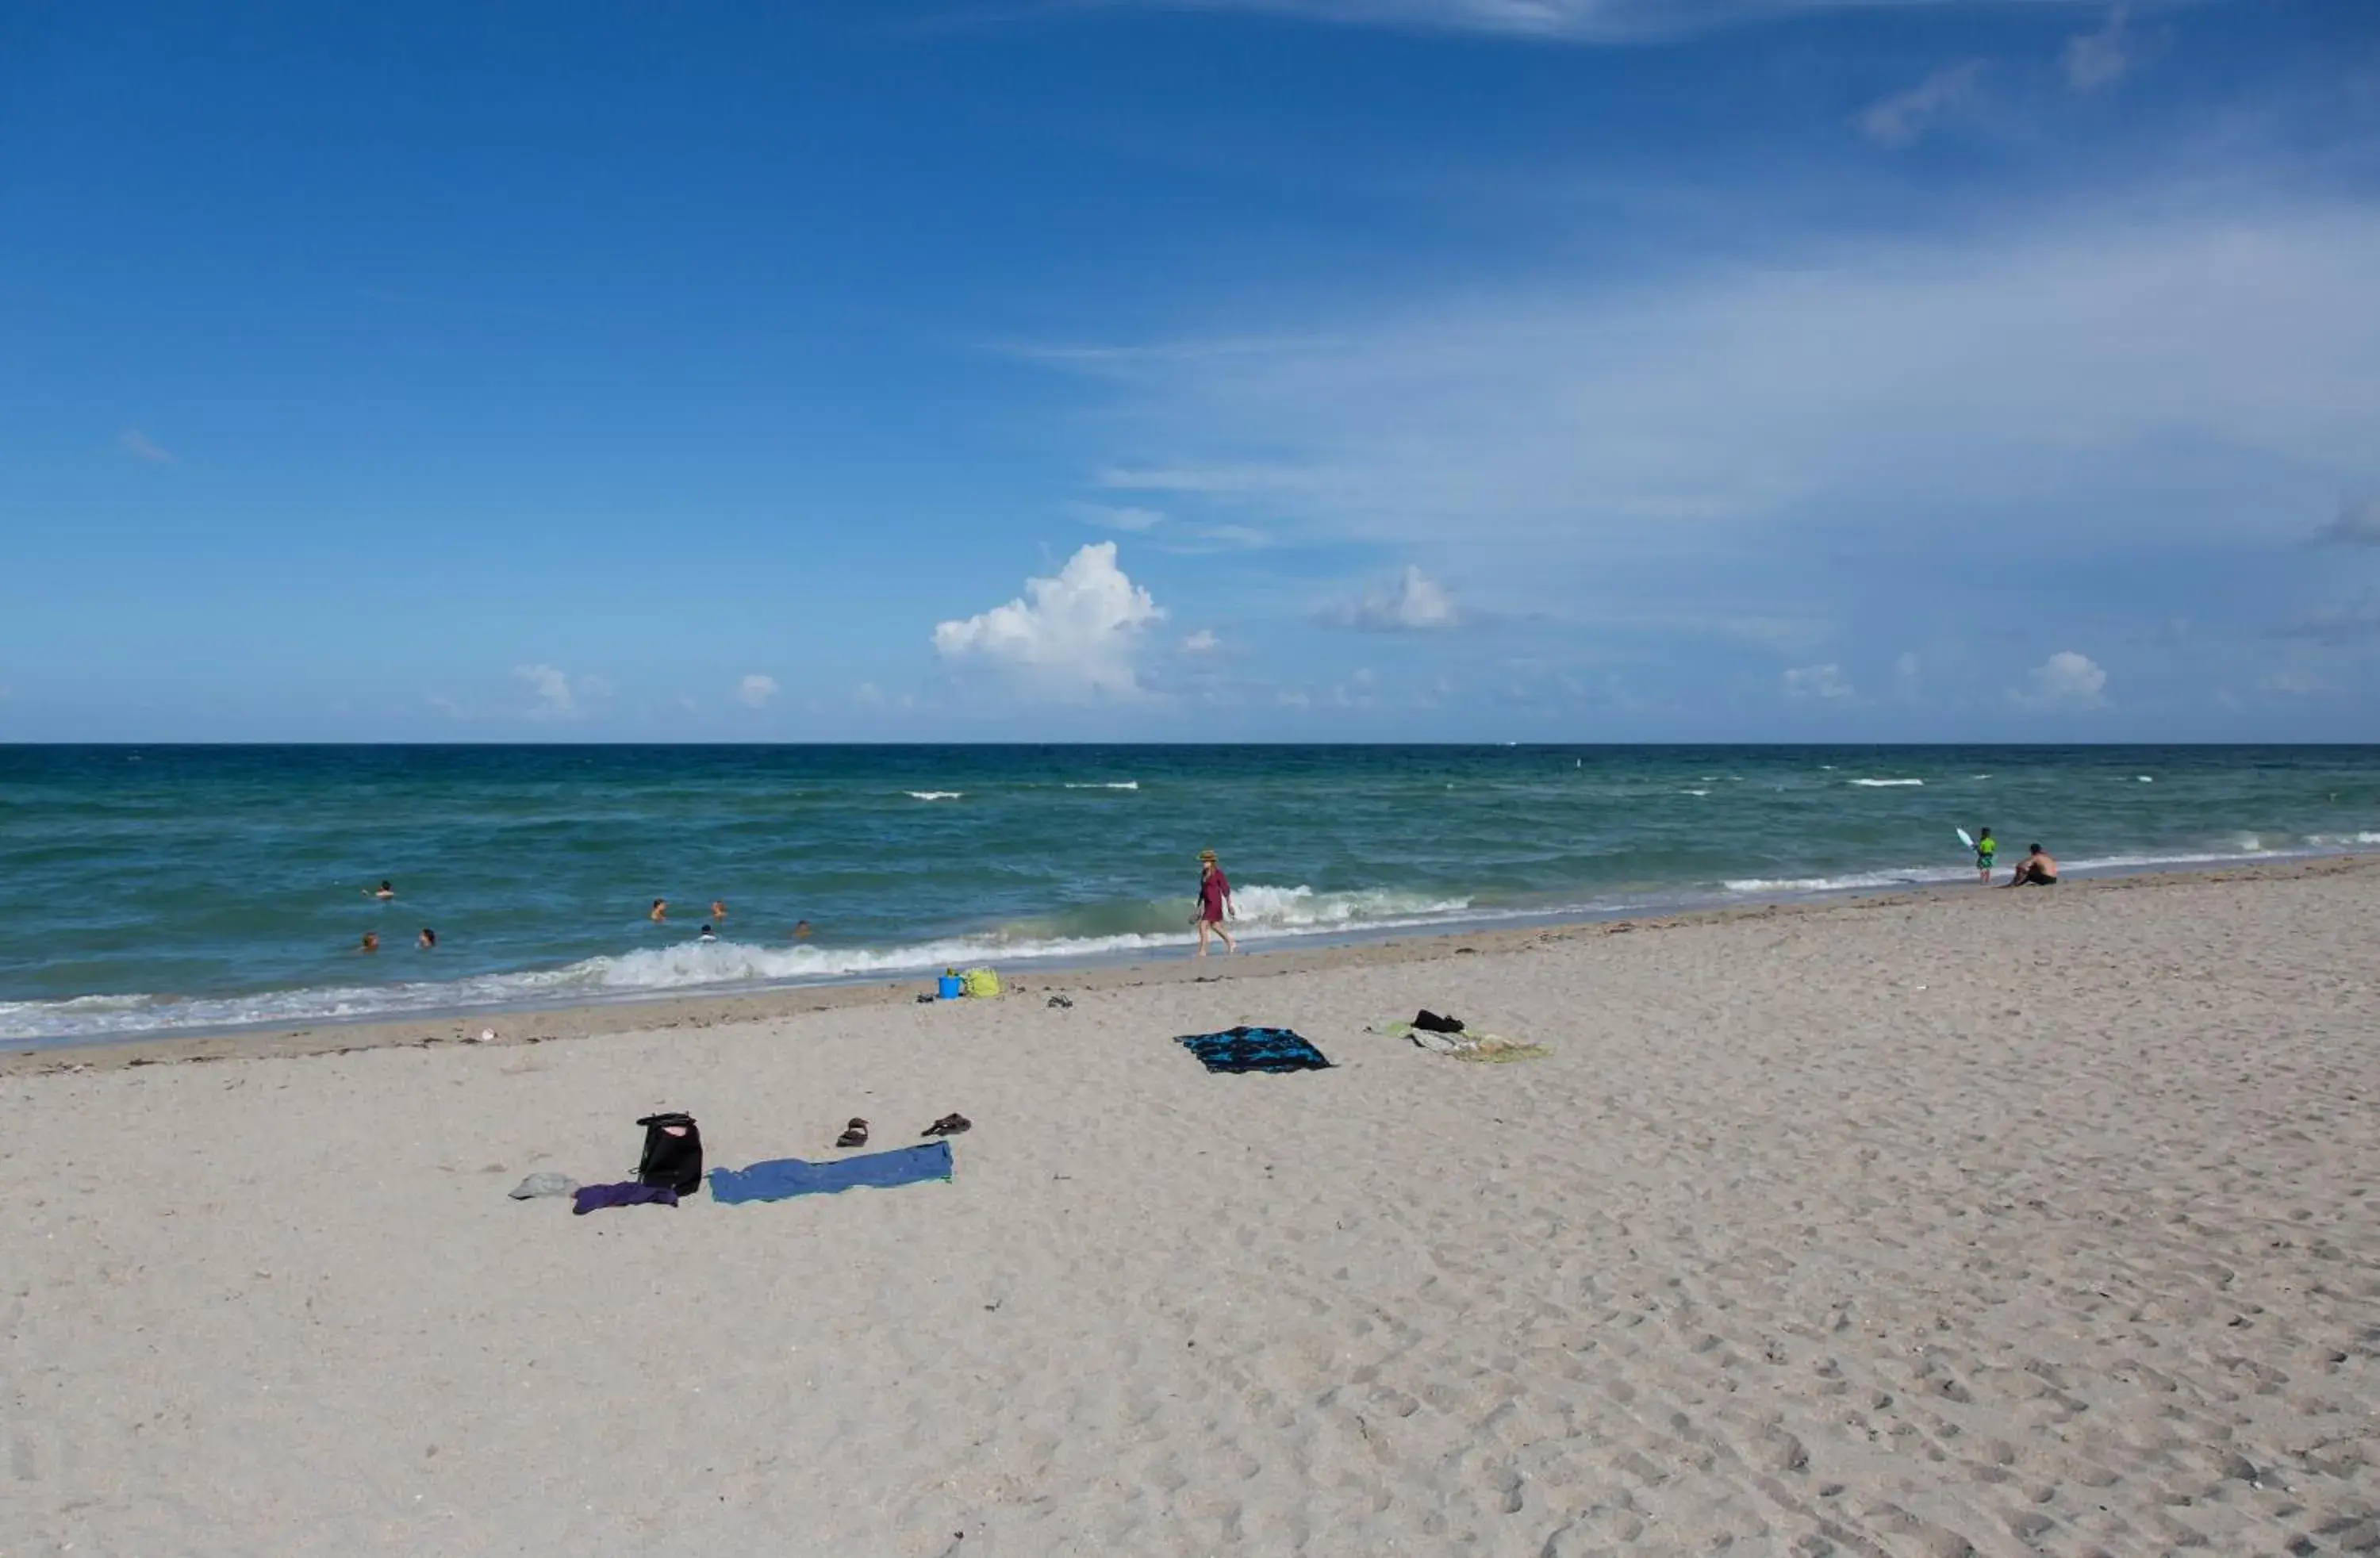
xmin=710 ymin=900 xmax=727 ymax=921
xmin=698 ymin=923 xmax=716 ymax=940
xmin=417 ymin=927 xmax=436 ymax=950
xmin=367 ymin=880 xmax=394 ymax=900
xmin=792 ymin=919 xmax=813 ymax=940
xmin=650 ymin=898 xmax=668 ymax=922
xmin=359 ymin=931 xmax=379 ymax=954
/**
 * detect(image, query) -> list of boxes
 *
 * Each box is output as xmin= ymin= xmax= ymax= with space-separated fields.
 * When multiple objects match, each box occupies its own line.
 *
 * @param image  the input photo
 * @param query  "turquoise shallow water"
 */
xmin=2 ymin=744 xmax=2375 ymax=1046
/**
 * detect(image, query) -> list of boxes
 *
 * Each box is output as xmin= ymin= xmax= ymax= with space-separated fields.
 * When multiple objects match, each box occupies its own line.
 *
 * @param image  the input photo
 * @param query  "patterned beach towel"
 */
xmin=1175 ymin=1026 xmax=1332 ymax=1074
xmin=708 ymin=1141 xmax=954 ymax=1204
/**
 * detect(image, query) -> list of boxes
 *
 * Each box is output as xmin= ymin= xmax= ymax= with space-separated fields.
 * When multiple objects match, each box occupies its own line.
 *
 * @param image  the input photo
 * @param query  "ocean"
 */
xmin=2 ymin=744 xmax=2374 ymax=1047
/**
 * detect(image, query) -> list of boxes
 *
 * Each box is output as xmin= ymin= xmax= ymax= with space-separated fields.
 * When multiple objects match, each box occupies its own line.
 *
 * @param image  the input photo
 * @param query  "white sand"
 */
xmin=6 ymin=862 xmax=2379 ymax=1556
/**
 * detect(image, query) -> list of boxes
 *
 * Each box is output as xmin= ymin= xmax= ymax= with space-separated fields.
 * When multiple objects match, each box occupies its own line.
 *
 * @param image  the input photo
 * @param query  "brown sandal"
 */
xmin=835 ymin=1118 xmax=869 ymax=1149
xmin=922 ymin=1113 xmax=971 ymax=1138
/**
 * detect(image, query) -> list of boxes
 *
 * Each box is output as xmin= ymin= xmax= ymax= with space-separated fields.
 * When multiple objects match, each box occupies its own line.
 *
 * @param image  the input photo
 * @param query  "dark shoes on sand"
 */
xmin=831 ymin=1113 xmax=969 ymax=1147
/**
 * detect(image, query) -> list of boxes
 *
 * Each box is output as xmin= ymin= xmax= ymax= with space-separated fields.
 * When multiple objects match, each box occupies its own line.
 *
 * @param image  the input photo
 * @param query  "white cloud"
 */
xmin=1859 ymin=61 xmax=1987 ymax=148
xmin=1033 ymin=204 xmax=2380 ymax=589
xmin=1114 ymin=1 xmax=2106 ymax=43
xmin=932 ymin=542 xmax=1166 ymax=696
xmin=2014 ymin=650 xmax=2109 ymax=709
xmin=1783 ymin=662 xmax=1856 ymax=701
xmin=2314 ymin=496 xmax=2380 ymax=547
xmin=1069 ymin=502 xmax=1167 ymax=531
xmin=2063 ymin=6 xmax=2132 ymax=94
xmin=737 ymin=673 xmax=780 ymax=708
xmin=512 ymin=665 xmax=609 ymax=720
xmin=117 ymin=429 xmax=175 ymax=464
xmin=1180 ymin=629 xmax=1223 ymax=654
xmin=426 ymin=693 xmax=465 ymax=720
xmin=1332 ymin=566 xmax=1461 ymax=631
xmin=514 ymin=664 xmax=577 ymax=719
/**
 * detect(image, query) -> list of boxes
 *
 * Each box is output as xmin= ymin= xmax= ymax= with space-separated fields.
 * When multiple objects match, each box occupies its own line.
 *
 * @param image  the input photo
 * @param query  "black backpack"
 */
xmin=635 ymin=1112 xmax=704 ymax=1195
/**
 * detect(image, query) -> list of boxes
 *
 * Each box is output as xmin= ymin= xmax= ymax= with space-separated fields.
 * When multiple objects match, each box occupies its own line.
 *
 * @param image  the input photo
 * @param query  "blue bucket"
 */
xmin=937 ymin=973 xmax=964 ymax=1000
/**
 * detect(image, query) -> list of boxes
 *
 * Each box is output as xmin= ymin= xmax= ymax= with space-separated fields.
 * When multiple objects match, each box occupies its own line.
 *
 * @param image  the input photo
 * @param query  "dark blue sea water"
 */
xmin=2 ymin=745 xmax=2374 ymax=1046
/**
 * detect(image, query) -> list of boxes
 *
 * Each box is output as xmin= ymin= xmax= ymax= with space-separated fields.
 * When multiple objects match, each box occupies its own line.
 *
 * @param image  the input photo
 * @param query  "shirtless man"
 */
xmin=2006 ymin=844 xmax=2058 ymax=886
xmin=649 ymin=898 xmax=668 ymax=922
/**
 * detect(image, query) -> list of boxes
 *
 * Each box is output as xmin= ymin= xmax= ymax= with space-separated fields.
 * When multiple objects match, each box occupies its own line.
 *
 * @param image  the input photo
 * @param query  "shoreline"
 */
xmin=9 ymin=850 xmax=2369 ymax=1076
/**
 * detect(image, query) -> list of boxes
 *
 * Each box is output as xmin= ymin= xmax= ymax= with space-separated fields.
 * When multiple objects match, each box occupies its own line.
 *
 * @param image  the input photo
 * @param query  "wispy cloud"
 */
xmin=1180 ymin=628 xmax=1223 ymax=654
xmin=1031 ymin=203 xmax=2380 ymax=630
xmin=932 ymin=542 xmax=1166 ymax=697
xmin=2063 ymin=6 xmax=2132 ymax=94
xmin=1069 ymin=502 xmax=1168 ymax=531
xmin=2273 ymin=599 xmax=2380 ymax=645
xmin=2313 ymin=496 xmax=2380 ymax=547
xmin=1082 ymin=1 xmax=2106 ymax=44
xmin=1859 ymin=60 xmax=1987 ymax=148
xmin=1097 ymin=464 xmax=1319 ymax=497
xmin=1783 ymin=662 xmax=1856 ymax=701
xmin=1328 ymin=566 xmax=1461 ymax=631
xmin=737 ymin=673 xmax=780 ymax=708
xmin=117 ymin=429 xmax=175 ymax=464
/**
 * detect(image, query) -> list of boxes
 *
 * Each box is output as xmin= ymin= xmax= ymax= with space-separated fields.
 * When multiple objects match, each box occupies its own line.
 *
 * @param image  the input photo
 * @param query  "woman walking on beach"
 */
xmin=1195 ymin=849 xmax=1237 ymax=957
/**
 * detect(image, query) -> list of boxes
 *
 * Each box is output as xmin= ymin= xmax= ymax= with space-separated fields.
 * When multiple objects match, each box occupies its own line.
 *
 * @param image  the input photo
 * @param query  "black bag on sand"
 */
xmin=635 ymin=1112 xmax=704 ymax=1195
xmin=1414 ymin=1010 xmax=1466 ymax=1034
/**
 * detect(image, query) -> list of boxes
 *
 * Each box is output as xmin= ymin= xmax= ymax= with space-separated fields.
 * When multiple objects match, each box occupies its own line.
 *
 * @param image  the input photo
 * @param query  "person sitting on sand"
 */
xmin=649 ymin=898 xmax=667 ymax=922
xmin=417 ymin=927 xmax=436 ymax=950
xmin=2006 ymin=844 xmax=2058 ymax=887
xmin=1195 ymin=850 xmax=1237 ymax=957
xmin=367 ymin=880 xmax=394 ymax=900
xmin=358 ymin=931 xmax=379 ymax=954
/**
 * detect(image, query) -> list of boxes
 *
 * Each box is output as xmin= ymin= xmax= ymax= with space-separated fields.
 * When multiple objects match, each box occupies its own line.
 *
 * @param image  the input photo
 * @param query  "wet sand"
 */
xmin=4 ymin=856 xmax=2377 ymax=1555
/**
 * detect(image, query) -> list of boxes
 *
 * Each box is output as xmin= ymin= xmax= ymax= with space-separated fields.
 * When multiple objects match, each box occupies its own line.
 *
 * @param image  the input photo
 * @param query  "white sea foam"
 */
xmin=1680 ymin=789 xmax=1710 ymax=796
xmin=1725 ymin=841 xmax=2318 ymax=898
xmin=1725 ymin=866 xmax=1972 ymax=894
xmin=1849 ymin=778 xmax=1924 ymax=788
xmin=2307 ymin=831 xmax=2380 ymax=846
xmin=1062 ymin=781 xmax=1139 ymax=790
xmin=906 ymin=791 xmax=963 ymax=801
xmin=2137 ymin=776 xmax=2154 ymax=782
xmin=0 ymin=882 xmax=1484 ymax=1044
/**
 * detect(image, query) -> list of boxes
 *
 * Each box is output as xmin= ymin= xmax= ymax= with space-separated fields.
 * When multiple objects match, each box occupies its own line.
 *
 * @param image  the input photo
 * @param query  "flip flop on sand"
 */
xmin=835 ymin=1118 xmax=869 ymax=1149
xmin=922 ymin=1113 xmax=972 ymax=1138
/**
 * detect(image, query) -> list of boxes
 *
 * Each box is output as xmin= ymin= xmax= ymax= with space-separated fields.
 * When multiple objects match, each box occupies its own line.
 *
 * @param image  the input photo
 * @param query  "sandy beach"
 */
xmin=6 ymin=857 xmax=2378 ymax=1556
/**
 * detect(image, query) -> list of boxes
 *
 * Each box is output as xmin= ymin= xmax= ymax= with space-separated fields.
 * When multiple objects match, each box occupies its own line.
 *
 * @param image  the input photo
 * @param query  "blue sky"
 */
xmin=2 ymin=0 xmax=2376 ymax=741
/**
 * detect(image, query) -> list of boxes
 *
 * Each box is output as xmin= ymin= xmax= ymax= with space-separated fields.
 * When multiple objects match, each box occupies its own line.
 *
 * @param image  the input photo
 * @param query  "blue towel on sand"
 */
xmin=1176 ymin=1026 xmax=1332 ymax=1074
xmin=708 ymin=1141 xmax=954 ymax=1204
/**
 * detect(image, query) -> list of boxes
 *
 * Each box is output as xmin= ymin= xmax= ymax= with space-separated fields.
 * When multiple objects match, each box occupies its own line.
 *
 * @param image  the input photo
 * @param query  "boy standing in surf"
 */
xmin=1975 ymin=827 xmax=1996 ymax=884
xmin=1195 ymin=850 xmax=1237 ymax=957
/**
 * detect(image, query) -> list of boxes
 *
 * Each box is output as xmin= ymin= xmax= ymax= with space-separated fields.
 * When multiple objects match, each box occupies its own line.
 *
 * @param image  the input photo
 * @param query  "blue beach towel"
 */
xmin=1176 ymin=1026 xmax=1332 ymax=1074
xmin=708 ymin=1141 xmax=954 ymax=1204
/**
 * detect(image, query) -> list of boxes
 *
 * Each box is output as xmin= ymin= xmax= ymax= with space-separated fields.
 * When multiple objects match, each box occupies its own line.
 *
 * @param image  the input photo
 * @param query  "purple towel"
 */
xmin=572 ymin=1181 xmax=680 ymax=1215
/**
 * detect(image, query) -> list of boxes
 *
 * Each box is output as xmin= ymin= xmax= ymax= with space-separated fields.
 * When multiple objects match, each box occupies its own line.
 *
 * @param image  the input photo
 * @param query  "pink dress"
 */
xmin=1198 ymin=869 xmax=1230 ymax=924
